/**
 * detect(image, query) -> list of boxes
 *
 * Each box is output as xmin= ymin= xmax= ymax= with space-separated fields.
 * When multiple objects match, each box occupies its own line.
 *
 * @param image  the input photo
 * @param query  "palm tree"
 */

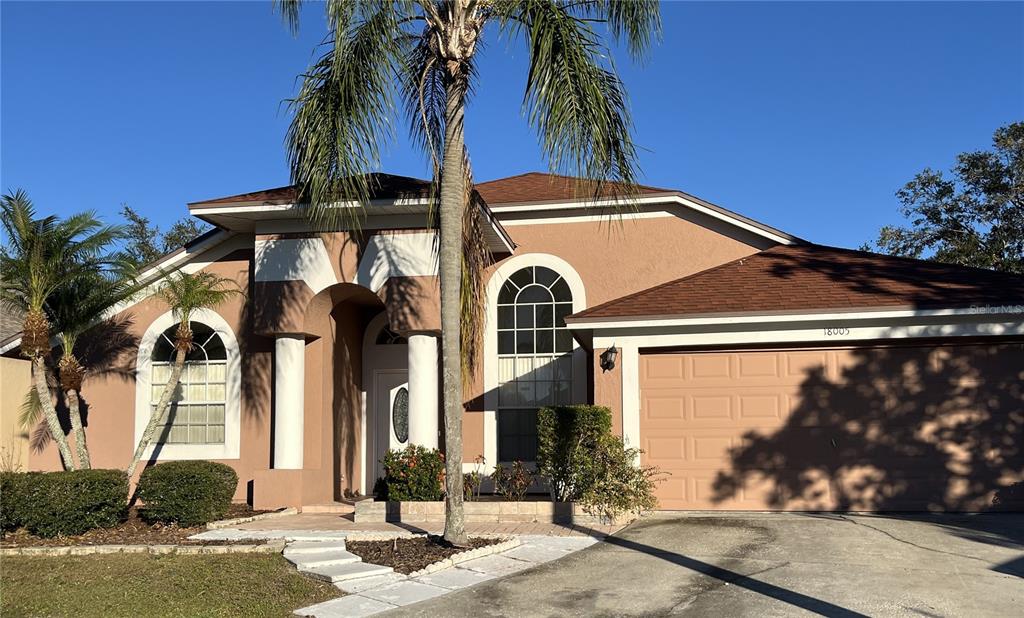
xmin=126 ymin=270 xmax=240 ymax=479
xmin=45 ymin=268 xmax=138 ymax=469
xmin=275 ymin=0 xmax=660 ymax=545
xmin=1 ymin=190 xmax=124 ymax=470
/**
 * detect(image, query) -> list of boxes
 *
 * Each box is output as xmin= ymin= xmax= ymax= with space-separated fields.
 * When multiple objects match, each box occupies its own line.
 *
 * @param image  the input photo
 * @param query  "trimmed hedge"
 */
xmin=0 ymin=471 xmax=36 ymax=532
xmin=536 ymin=405 xmax=613 ymax=501
xmin=137 ymin=461 xmax=238 ymax=527
xmin=377 ymin=445 xmax=445 ymax=501
xmin=1 ymin=469 xmax=128 ymax=537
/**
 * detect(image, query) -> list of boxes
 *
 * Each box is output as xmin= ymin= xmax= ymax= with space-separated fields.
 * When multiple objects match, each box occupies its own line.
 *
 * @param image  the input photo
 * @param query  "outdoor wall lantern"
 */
xmin=599 ymin=345 xmax=618 ymax=372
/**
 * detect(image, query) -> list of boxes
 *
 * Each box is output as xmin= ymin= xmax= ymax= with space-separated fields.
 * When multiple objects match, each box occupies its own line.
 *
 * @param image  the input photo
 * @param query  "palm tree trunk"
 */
xmin=440 ymin=79 xmax=469 ymax=547
xmin=66 ymin=389 xmax=91 ymax=469
xmin=31 ymin=356 xmax=76 ymax=470
xmin=126 ymin=348 xmax=186 ymax=480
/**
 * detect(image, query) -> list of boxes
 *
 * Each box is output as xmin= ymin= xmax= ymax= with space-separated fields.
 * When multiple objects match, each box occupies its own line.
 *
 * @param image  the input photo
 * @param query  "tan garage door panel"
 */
xmin=639 ymin=343 xmax=1024 ymax=511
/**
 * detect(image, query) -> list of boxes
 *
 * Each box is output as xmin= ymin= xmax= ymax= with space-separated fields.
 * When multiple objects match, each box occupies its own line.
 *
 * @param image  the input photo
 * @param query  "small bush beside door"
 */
xmin=537 ymin=405 xmax=662 ymax=522
xmin=377 ymin=445 xmax=445 ymax=501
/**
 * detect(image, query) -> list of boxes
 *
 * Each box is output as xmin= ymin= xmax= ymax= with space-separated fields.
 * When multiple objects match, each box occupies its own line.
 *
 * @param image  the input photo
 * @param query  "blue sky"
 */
xmin=2 ymin=1 xmax=1021 ymax=248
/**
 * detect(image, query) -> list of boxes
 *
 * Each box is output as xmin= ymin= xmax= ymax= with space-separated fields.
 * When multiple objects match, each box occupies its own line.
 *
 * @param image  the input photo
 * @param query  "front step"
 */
xmin=286 ymin=550 xmax=362 ymax=569
xmin=285 ymin=540 xmax=348 ymax=554
xmin=300 ymin=561 xmax=394 ymax=583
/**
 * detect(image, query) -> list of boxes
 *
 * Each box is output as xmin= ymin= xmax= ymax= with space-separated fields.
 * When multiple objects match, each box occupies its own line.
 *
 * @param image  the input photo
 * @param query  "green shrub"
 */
xmin=492 ymin=461 xmax=534 ymax=501
xmin=578 ymin=434 xmax=662 ymax=523
xmin=137 ymin=461 xmax=238 ymax=526
xmin=378 ymin=445 xmax=444 ymax=501
xmin=536 ymin=405 xmax=613 ymax=501
xmin=463 ymin=472 xmax=483 ymax=501
xmin=17 ymin=469 xmax=128 ymax=537
xmin=0 ymin=471 xmax=37 ymax=532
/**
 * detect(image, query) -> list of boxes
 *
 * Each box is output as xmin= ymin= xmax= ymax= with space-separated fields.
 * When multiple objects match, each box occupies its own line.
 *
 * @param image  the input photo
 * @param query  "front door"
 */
xmin=373 ymin=369 xmax=409 ymax=483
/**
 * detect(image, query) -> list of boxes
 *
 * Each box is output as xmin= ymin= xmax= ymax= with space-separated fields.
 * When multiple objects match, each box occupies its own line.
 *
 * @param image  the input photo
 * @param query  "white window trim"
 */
xmin=134 ymin=308 xmax=241 ymax=461
xmin=483 ymin=253 xmax=587 ymax=473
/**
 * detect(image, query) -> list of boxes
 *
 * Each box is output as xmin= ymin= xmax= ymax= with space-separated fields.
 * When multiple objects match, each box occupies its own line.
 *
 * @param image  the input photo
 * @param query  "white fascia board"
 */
xmin=500 ymin=210 xmax=676 ymax=226
xmin=567 ymin=306 xmax=1024 ymax=331
xmin=489 ymin=195 xmax=795 ymax=245
xmin=591 ymin=318 xmax=1024 ymax=351
xmin=189 ymin=197 xmax=431 ymax=217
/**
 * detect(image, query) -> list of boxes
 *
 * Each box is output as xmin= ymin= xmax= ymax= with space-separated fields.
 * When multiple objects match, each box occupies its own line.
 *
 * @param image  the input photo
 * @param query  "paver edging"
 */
xmin=0 ymin=539 xmax=287 ymax=557
xmin=408 ymin=536 xmax=520 ymax=578
xmin=206 ymin=507 xmax=299 ymax=529
xmin=353 ymin=497 xmax=637 ymax=526
xmin=337 ymin=532 xmax=520 ymax=578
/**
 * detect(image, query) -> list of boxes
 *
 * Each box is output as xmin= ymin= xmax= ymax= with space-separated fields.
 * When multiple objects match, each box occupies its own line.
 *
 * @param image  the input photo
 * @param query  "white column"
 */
xmin=407 ymin=334 xmax=439 ymax=449
xmin=620 ymin=343 xmax=641 ymax=466
xmin=274 ymin=334 xmax=305 ymax=469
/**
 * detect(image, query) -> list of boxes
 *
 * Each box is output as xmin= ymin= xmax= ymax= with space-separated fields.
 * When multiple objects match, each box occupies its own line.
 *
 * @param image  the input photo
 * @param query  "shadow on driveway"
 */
xmin=602 ymin=532 xmax=868 ymax=617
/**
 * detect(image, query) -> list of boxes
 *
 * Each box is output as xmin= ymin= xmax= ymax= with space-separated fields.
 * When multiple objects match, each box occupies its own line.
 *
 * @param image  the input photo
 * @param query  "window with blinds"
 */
xmin=496 ymin=266 xmax=574 ymax=462
xmin=150 ymin=322 xmax=227 ymax=445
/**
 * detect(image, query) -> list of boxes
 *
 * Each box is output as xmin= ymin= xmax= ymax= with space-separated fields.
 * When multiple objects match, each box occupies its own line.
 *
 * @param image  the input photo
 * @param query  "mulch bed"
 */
xmin=345 ymin=536 xmax=502 ymax=575
xmin=0 ymin=504 xmax=273 ymax=548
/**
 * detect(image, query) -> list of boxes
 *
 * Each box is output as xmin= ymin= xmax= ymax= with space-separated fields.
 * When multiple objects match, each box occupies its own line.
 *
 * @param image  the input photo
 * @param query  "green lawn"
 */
xmin=0 ymin=553 xmax=340 ymax=618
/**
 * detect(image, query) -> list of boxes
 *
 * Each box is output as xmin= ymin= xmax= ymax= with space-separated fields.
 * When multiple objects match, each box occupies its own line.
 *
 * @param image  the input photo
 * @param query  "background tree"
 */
xmin=126 ymin=270 xmax=240 ymax=480
xmin=864 ymin=122 xmax=1023 ymax=274
xmin=119 ymin=205 xmax=209 ymax=268
xmin=275 ymin=0 xmax=660 ymax=546
xmin=0 ymin=191 xmax=123 ymax=470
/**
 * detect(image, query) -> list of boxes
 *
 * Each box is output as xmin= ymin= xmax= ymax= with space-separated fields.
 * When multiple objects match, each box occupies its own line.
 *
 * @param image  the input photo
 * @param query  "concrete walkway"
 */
xmin=383 ymin=512 xmax=1024 ymax=617
xmin=292 ymin=535 xmax=599 ymax=618
xmin=191 ymin=513 xmax=616 ymax=618
xmin=229 ymin=512 xmax=622 ymax=538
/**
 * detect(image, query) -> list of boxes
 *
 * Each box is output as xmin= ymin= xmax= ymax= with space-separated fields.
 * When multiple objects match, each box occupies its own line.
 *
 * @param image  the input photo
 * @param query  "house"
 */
xmin=2 ymin=172 xmax=1021 ymax=511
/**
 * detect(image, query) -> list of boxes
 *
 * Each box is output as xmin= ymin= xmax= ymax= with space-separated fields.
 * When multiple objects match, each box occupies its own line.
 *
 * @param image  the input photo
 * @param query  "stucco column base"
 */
xmin=252 ymin=468 xmax=338 ymax=509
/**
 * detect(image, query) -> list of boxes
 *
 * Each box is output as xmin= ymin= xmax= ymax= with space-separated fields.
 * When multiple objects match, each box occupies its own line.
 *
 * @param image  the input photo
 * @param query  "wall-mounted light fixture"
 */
xmin=599 ymin=345 xmax=618 ymax=372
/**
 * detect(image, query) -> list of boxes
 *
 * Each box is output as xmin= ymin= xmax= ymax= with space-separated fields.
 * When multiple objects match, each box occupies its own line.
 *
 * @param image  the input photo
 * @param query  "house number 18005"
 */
xmin=823 ymin=327 xmax=850 ymax=336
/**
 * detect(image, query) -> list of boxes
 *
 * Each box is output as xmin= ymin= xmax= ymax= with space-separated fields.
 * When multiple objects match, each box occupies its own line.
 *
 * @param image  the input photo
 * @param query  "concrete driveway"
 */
xmin=384 ymin=513 xmax=1024 ymax=617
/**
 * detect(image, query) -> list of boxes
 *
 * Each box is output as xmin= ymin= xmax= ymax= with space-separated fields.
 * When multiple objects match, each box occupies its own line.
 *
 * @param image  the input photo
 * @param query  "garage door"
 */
xmin=639 ymin=342 xmax=1024 ymax=511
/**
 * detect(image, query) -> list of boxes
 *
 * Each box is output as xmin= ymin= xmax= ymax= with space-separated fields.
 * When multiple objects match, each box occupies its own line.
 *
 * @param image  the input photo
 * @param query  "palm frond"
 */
xmin=497 ymin=0 xmax=649 ymax=204
xmin=273 ymin=0 xmax=305 ymax=35
xmin=284 ymin=4 xmax=412 ymax=231
xmin=562 ymin=1 xmax=662 ymax=61
xmin=157 ymin=270 xmax=242 ymax=326
xmin=19 ymin=386 xmax=42 ymax=430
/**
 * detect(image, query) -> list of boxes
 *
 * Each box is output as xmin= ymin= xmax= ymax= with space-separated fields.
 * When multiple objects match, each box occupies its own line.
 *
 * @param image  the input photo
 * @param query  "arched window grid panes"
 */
xmin=151 ymin=322 xmax=227 ymax=445
xmin=495 ymin=266 xmax=575 ymax=461
xmin=375 ymin=326 xmax=408 ymax=345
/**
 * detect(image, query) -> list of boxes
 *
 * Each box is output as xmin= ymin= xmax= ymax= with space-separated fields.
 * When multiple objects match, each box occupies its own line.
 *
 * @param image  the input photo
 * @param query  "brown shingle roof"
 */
xmin=570 ymin=244 xmax=1024 ymax=321
xmin=189 ymin=173 xmax=432 ymax=207
xmin=474 ymin=172 xmax=672 ymax=204
xmin=188 ymin=172 xmax=670 ymax=207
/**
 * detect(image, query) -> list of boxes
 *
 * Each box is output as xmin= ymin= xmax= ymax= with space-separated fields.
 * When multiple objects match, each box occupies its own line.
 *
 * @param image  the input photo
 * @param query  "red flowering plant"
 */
xmin=377 ymin=445 xmax=445 ymax=501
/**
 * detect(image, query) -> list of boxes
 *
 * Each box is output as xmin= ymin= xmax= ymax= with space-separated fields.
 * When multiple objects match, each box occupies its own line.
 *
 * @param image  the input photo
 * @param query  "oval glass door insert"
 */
xmin=392 ymin=386 xmax=409 ymax=444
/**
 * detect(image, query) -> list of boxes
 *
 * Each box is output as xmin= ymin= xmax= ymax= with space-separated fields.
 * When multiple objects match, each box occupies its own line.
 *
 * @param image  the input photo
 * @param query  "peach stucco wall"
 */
xmin=25 ymin=247 xmax=267 ymax=501
xmin=461 ymin=213 xmax=767 ymax=460
xmin=11 ymin=205 xmax=769 ymax=502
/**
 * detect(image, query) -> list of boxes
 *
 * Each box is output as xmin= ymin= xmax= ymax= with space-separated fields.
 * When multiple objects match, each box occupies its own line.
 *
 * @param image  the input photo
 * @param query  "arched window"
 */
xmin=150 ymin=322 xmax=227 ymax=445
xmin=375 ymin=326 xmax=408 ymax=345
xmin=495 ymin=266 xmax=575 ymax=461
